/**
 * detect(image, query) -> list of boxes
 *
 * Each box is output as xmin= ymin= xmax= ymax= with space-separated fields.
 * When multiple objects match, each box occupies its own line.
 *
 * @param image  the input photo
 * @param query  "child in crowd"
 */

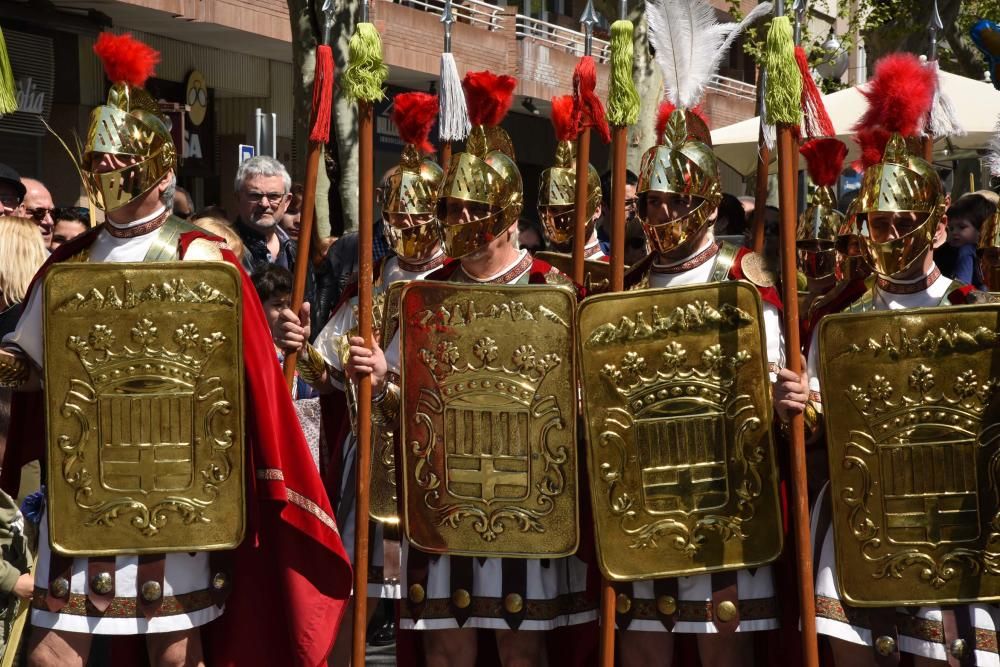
xmin=251 ymin=265 xmax=318 ymax=401
xmin=0 ymin=487 xmax=33 ymax=660
xmin=935 ymin=192 xmax=996 ymax=289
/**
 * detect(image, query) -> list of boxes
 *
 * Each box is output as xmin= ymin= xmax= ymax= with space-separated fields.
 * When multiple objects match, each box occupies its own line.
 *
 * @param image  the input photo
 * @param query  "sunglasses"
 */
xmin=24 ymin=207 xmax=55 ymax=222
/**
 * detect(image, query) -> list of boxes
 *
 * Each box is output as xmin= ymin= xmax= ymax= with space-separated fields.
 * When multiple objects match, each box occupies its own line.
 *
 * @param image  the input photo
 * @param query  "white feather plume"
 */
xmin=645 ymin=0 xmax=772 ymax=109
xmin=927 ymin=60 xmax=965 ymax=139
xmin=987 ymin=114 xmax=1000 ymax=178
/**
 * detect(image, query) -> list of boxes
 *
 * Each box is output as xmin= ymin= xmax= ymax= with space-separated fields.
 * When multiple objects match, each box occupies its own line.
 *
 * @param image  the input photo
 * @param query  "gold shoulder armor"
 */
xmin=739 ymin=251 xmax=776 ymax=288
xmin=183 ymin=238 xmax=225 ymax=261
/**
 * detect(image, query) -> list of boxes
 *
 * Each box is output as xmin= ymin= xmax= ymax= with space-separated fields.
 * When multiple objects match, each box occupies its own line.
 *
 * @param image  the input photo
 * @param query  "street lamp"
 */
xmin=815 ymin=29 xmax=849 ymax=81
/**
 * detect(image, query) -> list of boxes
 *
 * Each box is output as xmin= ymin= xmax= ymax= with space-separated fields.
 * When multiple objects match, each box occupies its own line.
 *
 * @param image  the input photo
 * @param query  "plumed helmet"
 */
xmin=436 ymin=71 xmax=523 ymax=258
xmin=381 ymin=92 xmax=445 ymax=263
xmin=82 ymin=33 xmax=176 ymax=212
xmin=636 ymin=104 xmax=721 ymax=254
xmin=537 ymin=95 xmax=601 ymax=247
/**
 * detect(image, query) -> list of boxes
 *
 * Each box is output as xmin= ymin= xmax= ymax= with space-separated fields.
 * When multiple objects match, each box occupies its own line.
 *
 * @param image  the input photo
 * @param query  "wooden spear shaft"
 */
xmin=572 ymin=127 xmax=593 ymax=284
xmin=597 ymin=123 xmax=630 ymax=667
xmin=776 ymin=123 xmax=820 ymax=667
xmin=750 ymin=67 xmax=770 ymax=255
xmin=351 ymin=100 xmax=376 ymax=667
xmin=440 ymin=142 xmax=453 ymax=170
xmin=283 ymin=140 xmax=324 ymax=390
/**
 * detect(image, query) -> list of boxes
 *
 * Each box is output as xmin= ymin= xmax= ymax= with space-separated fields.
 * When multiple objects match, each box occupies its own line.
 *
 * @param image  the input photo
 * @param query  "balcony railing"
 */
xmin=514 ymin=14 xmax=610 ymax=63
xmin=706 ymin=74 xmax=756 ymax=102
xmin=390 ymin=0 xmax=506 ymax=31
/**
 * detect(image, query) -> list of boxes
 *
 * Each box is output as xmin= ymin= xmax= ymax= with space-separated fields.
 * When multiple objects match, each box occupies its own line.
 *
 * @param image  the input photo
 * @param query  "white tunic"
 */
xmin=619 ymin=234 xmax=784 ymax=634
xmin=4 ymin=209 xmax=222 ymax=635
xmin=807 ymin=266 xmax=1000 ymax=665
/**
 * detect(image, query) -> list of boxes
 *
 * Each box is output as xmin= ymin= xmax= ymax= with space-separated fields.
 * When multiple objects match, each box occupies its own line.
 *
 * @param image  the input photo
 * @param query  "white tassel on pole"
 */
xmin=927 ymin=60 xmax=965 ymax=139
xmin=439 ymin=52 xmax=470 ymax=142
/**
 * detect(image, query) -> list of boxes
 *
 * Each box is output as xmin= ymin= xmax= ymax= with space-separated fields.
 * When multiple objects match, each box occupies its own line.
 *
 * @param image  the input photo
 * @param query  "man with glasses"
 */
xmin=233 ymin=155 xmax=296 ymax=275
xmin=0 ymin=164 xmax=25 ymax=217
xmin=20 ymin=178 xmax=56 ymax=248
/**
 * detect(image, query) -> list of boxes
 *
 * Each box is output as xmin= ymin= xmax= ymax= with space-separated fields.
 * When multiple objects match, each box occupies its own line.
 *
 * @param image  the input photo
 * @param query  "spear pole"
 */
xmin=923 ymin=0 xmax=942 ymax=162
xmin=601 ymin=0 xmax=639 ymax=661
xmin=766 ymin=6 xmax=819 ymax=666
xmin=439 ymin=0 xmax=455 ymax=168
xmin=283 ymin=3 xmax=337 ymax=390
xmin=749 ymin=68 xmax=770 ymax=255
xmin=343 ymin=1 xmax=387 ymax=661
xmin=438 ymin=0 xmax=469 ymax=170
xmin=571 ymin=0 xmax=599 ymax=285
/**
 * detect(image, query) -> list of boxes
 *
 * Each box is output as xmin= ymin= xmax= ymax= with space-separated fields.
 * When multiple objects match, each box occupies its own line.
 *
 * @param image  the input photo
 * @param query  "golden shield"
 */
xmin=399 ymin=282 xmax=578 ymax=557
xmin=43 ymin=262 xmax=245 ymax=556
xmin=536 ymin=251 xmax=614 ymax=295
xmin=578 ymin=281 xmax=782 ymax=581
xmin=818 ymin=304 xmax=1000 ymax=606
xmin=369 ymin=280 xmax=407 ymax=525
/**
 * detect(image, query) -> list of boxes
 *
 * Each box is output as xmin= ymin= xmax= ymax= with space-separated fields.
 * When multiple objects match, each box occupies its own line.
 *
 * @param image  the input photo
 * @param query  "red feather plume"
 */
xmin=854 ymin=127 xmax=891 ymax=170
xmin=94 ymin=32 xmax=160 ymax=88
xmin=800 ymin=137 xmax=847 ymax=187
xmin=392 ymin=92 xmax=438 ymax=154
xmin=852 ymin=53 xmax=934 ymax=138
xmin=655 ymin=101 xmax=707 ymax=144
xmin=462 ymin=71 xmax=516 ymax=127
xmin=550 ymin=95 xmax=577 ymax=142
xmin=572 ymin=56 xmax=611 ymax=144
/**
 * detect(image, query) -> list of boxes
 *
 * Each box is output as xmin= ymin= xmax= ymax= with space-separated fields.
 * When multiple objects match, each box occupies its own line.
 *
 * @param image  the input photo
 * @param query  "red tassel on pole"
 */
xmin=310 ymin=45 xmax=335 ymax=143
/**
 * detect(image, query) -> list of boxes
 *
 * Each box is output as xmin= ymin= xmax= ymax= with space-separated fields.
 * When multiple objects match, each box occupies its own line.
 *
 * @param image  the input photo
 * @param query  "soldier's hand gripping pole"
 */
xmin=765 ymin=9 xmax=820 ymax=667
xmin=602 ymin=0 xmax=639 ymax=660
xmin=344 ymin=4 xmax=387 ymax=663
xmin=283 ymin=3 xmax=336 ymax=390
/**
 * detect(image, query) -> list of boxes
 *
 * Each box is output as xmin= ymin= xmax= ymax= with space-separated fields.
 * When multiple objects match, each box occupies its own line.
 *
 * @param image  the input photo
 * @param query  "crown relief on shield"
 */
xmin=81 ymin=33 xmax=176 ymax=213
xmin=438 ymin=71 xmax=523 ymax=258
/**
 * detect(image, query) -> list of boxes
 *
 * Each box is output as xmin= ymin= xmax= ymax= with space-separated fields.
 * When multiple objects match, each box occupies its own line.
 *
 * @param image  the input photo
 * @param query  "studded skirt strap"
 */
xmin=86 ymin=556 xmax=115 ymax=612
xmin=710 ymin=570 xmax=739 ymax=633
xmin=45 ymin=551 xmax=73 ymax=612
xmin=136 ymin=554 xmax=166 ymax=619
xmin=500 ymin=557 xmax=528 ymax=630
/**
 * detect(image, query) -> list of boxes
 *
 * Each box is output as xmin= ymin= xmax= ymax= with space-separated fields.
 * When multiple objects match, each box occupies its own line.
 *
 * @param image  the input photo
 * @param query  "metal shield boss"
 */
xmin=399 ymin=282 xmax=578 ymax=557
xmin=578 ymin=281 xmax=782 ymax=581
xmin=43 ymin=262 xmax=245 ymax=556
xmin=818 ymin=304 xmax=1000 ymax=606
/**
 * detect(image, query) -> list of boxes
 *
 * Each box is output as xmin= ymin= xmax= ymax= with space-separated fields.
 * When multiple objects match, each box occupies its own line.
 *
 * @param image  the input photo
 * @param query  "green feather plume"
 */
xmin=0 ymin=27 xmax=17 ymax=115
xmin=763 ymin=16 xmax=801 ymax=126
xmin=607 ymin=20 xmax=639 ymax=126
xmin=344 ymin=22 xmax=387 ymax=104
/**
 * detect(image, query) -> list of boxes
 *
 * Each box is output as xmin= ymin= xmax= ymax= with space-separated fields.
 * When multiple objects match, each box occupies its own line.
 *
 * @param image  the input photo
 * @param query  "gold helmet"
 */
xmin=437 ymin=71 xmax=522 ymax=258
xmin=82 ymin=33 xmax=176 ymax=212
xmin=636 ymin=105 xmax=721 ymax=255
xmin=848 ymin=53 xmax=942 ymax=278
xmin=381 ymin=92 xmax=445 ymax=263
xmin=537 ymin=96 xmax=601 ymax=249
xmin=797 ymin=138 xmax=848 ymax=280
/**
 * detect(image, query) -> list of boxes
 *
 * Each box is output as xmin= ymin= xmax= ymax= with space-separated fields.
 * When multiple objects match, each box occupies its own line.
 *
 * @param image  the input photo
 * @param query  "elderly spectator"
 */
xmin=0 ymin=166 xmax=24 ymax=217
xmin=233 ymin=156 xmax=295 ymax=274
xmin=280 ymin=183 xmax=304 ymax=241
xmin=50 ymin=207 xmax=91 ymax=251
xmin=173 ymin=185 xmax=194 ymax=219
xmin=20 ymin=178 xmax=55 ymax=248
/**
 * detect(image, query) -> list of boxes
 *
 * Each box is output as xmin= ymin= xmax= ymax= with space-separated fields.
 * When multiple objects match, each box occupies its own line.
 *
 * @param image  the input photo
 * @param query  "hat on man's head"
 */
xmin=0 ymin=163 xmax=26 ymax=200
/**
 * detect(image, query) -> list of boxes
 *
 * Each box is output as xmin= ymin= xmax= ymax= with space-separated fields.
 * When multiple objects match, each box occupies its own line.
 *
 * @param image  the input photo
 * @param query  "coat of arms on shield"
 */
xmin=577 ymin=281 xmax=782 ymax=581
xmin=398 ymin=282 xmax=578 ymax=558
xmin=43 ymin=262 xmax=245 ymax=556
xmin=818 ymin=304 xmax=1000 ymax=605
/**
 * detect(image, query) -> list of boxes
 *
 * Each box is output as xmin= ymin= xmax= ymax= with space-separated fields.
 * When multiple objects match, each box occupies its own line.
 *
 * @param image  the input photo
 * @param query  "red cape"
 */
xmin=1 ymin=226 xmax=352 ymax=667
